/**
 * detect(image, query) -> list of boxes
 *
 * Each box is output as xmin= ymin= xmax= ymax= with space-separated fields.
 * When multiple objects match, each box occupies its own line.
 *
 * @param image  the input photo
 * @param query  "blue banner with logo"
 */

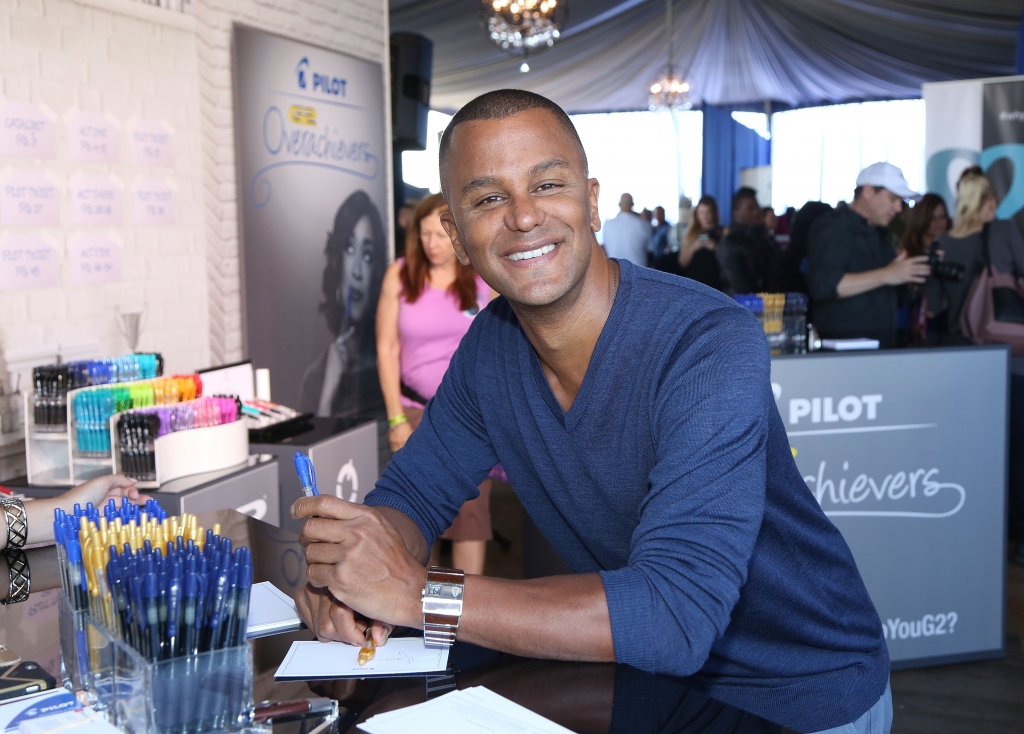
xmin=234 ymin=26 xmax=388 ymax=418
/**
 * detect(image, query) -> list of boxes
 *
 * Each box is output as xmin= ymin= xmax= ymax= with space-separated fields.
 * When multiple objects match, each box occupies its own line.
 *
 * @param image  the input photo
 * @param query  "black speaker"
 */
xmin=390 ymin=32 xmax=433 ymax=152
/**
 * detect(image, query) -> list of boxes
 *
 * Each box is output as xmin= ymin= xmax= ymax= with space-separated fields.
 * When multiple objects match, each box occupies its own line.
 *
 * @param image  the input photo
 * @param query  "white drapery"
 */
xmin=390 ymin=0 xmax=1021 ymax=113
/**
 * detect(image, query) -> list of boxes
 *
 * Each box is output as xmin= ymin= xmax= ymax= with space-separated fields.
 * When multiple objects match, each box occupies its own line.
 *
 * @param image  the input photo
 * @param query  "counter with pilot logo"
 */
xmin=251 ymin=415 xmax=380 ymax=535
xmin=771 ymin=345 xmax=1009 ymax=668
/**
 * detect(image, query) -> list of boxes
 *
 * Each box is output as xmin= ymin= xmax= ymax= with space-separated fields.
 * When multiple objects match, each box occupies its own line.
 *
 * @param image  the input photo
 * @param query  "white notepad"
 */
xmin=820 ymin=338 xmax=880 ymax=351
xmin=245 ymin=581 xmax=303 ymax=639
xmin=357 ymin=686 xmax=572 ymax=734
xmin=275 ymin=638 xmax=450 ymax=679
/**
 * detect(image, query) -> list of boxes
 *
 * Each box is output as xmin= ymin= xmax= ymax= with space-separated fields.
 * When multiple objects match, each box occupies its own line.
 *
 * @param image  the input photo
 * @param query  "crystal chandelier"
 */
xmin=485 ymin=0 xmax=563 ymax=51
xmin=648 ymin=0 xmax=692 ymax=111
xmin=649 ymin=73 xmax=692 ymax=111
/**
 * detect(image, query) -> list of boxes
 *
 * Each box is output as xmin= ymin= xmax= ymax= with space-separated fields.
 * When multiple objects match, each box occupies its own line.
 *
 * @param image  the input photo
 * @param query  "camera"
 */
xmin=928 ymin=253 xmax=965 ymax=282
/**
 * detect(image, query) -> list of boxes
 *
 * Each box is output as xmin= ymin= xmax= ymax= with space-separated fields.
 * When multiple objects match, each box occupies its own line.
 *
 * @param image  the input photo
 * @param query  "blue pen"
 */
xmin=293 ymin=452 xmax=319 ymax=497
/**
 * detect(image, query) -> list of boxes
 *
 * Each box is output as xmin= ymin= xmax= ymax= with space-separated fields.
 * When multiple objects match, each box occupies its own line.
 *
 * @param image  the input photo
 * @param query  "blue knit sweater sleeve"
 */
xmin=599 ymin=307 xmax=770 ymax=677
xmin=363 ymin=319 xmax=498 ymax=547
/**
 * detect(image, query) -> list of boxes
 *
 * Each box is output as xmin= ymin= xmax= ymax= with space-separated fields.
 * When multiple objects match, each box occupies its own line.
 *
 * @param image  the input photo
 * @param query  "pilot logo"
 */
xmin=336 ymin=459 xmax=359 ymax=502
xmin=296 ymin=57 xmax=309 ymax=89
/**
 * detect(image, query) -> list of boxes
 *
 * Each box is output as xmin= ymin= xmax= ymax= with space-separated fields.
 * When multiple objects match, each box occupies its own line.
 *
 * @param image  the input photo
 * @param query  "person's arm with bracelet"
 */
xmin=0 ymin=474 xmax=143 ymax=604
xmin=375 ymin=262 xmax=412 ymax=452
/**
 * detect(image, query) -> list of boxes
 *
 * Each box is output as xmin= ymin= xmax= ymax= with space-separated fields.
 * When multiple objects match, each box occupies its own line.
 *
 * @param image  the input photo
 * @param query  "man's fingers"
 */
xmin=327 ymin=596 xmax=365 ymax=645
xmin=371 ymin=620 xmax=393 ymax=646
xmin=291 ymin=495 xmax=368 ymax=521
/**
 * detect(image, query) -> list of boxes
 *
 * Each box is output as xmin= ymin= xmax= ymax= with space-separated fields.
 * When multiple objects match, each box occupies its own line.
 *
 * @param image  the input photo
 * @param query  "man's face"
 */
xmin=732 ymin=197 xmax=760 ymax=227
xmin=654 ymin=207 xmax=665 ymax=225
xmin=861 ymin=186 xmax=904 ymax=227
xmin=440 ymin=109 xmax=600 ymax=308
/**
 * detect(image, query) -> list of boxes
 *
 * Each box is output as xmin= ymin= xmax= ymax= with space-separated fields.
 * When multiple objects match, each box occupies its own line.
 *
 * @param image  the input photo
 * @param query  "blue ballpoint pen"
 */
xmin=293 ymin=452 xmax=319 ymax=497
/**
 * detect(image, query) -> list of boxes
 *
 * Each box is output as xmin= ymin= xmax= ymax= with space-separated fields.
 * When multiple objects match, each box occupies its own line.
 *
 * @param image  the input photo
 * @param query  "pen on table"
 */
xmin=358 ymin=625 xmax=376 ymax=666
xmin=294 ymin=452 xmax=319 ymax=497
xmin=253 ymin=698 xmax=335 ymax=723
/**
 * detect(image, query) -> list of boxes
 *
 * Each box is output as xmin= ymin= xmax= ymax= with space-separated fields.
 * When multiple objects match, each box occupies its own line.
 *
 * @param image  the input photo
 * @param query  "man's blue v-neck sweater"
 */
xmin=365 ymin=259 xmax=889 ymax=732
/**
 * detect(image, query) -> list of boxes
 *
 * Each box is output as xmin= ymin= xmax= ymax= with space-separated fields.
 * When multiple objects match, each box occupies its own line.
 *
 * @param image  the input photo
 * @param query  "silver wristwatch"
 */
xmin=421 ymin=566 xmax=464 ymax=648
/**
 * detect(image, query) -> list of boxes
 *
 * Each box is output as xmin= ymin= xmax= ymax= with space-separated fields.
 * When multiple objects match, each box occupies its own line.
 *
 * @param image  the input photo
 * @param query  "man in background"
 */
xmin=806 ymin=163 xmax=930 ymax=346
xmin=602 ymin=193 xmax=651 ymax=267
xmin=716 ymin=187 xmax=773 ymax=294
xmin=651 ymin=206 xmax=672 ymax=261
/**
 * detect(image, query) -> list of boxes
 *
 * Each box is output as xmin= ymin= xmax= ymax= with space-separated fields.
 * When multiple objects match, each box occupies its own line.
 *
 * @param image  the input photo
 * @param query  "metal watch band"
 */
xmin=1 ymin=548 xmax=30 ymax=605
xmin=422 ymin=566 xmax=464 ymax=648
xmin=0 ymin=497 xmax=27 ymax=551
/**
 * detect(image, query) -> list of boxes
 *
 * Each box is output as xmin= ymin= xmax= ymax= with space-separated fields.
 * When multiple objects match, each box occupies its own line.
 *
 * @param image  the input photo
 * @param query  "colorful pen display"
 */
xmin=33 ymin=354 xmax=164 ymax=428
xmin=54 ymin=498 xmax=253 ymax=662
xmin=72 ymin=374 xmax=204 ymax=457
xmin=116 ymin=396 xmax=241 ymax=480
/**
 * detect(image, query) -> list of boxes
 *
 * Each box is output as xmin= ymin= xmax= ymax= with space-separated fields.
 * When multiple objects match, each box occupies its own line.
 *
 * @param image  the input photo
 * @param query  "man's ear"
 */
xmin=588 ymin=177 xmax=602 ymax=233
xmin=440 ymin=210 xmax=471 ymax=265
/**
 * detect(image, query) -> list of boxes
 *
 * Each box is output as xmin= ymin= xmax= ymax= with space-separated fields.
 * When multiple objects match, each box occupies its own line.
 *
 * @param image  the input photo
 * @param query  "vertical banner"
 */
xmin=924 ymin=75 xmax=1024 ymax=234
xmin=234 ymin=26 xmax=388 ymax=417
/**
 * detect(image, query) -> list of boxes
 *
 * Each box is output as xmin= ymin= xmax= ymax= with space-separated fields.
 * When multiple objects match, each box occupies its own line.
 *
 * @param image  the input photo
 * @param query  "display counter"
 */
xmin=252 ymin=416 xmax=380 ymax=535
xmin=0 ymin=509 xmax=784 ymax=734
xmin=5 ymin=455 xmax=281 ymax=526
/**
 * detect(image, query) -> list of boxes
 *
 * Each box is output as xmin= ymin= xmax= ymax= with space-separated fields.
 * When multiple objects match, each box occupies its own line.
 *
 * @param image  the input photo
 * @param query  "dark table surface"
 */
xmin=0 ymin=509 xmax=787 ymax=734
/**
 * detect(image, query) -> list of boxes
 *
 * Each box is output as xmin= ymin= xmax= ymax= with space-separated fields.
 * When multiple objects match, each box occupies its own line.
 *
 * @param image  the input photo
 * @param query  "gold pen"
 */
xmin=358 ymin=626 xmax=376 ymax=666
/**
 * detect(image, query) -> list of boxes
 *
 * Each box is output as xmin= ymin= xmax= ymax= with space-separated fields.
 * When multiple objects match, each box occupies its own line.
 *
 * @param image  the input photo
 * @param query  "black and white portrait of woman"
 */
xmin=299 ymin=190 xmax=387 ymax=418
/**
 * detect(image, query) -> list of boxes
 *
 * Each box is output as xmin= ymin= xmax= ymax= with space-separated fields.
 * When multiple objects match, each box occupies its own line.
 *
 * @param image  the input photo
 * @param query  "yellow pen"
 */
xmin=358 ymin=626 xmax=376 ymax=666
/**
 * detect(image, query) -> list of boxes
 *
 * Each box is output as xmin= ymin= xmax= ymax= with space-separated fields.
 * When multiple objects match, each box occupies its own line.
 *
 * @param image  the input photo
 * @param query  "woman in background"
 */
xmin=926 ymin=174 xmax=1024 ymax=334
xmin=678 ymin=195 xmax=723 ymax=289
xmin=376 ymin=193 xmax=495 ymax=574
xmin=900 ymin=194 xmax=949 ymax=258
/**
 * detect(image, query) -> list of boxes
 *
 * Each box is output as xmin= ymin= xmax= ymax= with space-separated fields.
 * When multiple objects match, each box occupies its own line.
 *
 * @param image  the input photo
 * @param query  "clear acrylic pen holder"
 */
xmin=58 ymin=593 xmax=255 ymax=734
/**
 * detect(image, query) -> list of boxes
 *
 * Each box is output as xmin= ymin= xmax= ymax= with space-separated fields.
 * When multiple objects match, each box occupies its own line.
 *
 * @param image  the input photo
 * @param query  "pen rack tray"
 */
xmin=59 ymin=593 xmax=255 ymax=734
xmin=110 ymin=414 xmax=248 ymax=488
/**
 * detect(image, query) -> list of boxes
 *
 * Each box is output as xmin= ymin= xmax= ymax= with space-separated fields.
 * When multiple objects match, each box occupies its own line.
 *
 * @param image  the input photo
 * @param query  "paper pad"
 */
xmin=245 ymin=581 xmax=303 ymax=639
xmin=357 ymin=686 xmax=573 ymax=734
xmin=274 ymin=638 xmax=449 ymax=679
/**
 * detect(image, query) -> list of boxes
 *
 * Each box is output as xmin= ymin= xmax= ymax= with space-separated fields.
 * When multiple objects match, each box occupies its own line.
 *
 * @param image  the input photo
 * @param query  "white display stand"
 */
xmin=110 ymin=414 xmax=249 ymax=489
xmin=23 ymin=391 xmax=73 ymax=487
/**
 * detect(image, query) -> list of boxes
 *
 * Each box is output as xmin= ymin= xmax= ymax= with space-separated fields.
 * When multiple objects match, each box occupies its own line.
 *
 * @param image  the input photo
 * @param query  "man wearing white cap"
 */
xmin=807 ymin=162 xmax=931 ymax=346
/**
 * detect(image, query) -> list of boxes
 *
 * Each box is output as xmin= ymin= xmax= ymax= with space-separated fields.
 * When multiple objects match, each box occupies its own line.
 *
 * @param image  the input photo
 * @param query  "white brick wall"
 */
xmin=195 ymin=0 xmax=390 ymax=364
xmin=0 ymin=0 xmax=209 ymax=381
xmin=0 ymin=0 xmax=390 ymax=384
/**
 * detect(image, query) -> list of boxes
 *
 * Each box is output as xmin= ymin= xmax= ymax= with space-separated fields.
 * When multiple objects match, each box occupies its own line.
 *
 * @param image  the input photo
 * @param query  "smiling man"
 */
xmin=293 ymin=91 xmax=891 ymax=734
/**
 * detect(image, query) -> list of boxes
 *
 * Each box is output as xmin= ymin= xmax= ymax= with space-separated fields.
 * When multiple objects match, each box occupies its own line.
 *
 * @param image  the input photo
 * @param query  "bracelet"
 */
xmin=387 ymin=414 xmax=408 ymax=431
xmin=1 ymin=548 xmax=30 ymax=605
xmin=0 ymin=497 xmax=27 ymax=551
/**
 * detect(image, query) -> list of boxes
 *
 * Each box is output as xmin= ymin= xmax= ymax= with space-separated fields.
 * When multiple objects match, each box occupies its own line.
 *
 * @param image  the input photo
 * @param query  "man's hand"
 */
xmin=883 ymin=251 xmax=930 ymax=285
xmin=294 ymin=583 xmax=393 ymax=646
xmin=293 ymin=495 xmax=426 ymax=631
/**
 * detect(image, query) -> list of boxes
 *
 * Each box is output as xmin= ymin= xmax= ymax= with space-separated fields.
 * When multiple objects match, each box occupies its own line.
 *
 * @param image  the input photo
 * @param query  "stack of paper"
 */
xmin=246 ymin=581 xmax=303 ymax=639
xmin=358 ymin=686 xmax=572 ymax=734
xmin=275 ymin=638 xmax=450 ymax=679
xmin=820 ymin=338 xmax=880 ymax=351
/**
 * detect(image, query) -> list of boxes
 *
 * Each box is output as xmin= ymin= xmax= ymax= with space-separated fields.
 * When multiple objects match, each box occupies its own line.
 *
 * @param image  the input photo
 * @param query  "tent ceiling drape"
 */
xmin=389 ymin=0 xmax=1024 ymax=114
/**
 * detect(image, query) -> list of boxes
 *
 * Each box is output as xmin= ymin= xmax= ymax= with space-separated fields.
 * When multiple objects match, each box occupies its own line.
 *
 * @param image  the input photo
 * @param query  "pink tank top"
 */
xmin=398 ymin=261 xmax=490 ymax=407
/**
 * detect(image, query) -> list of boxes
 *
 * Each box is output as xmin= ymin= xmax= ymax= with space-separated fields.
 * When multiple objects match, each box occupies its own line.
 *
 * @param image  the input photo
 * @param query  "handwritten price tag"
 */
xmin=68 ymin=111 xmax=119 ymax=164
xmin=0 ymin=170 xmax=60 ymax=226
xmin=0 ymin=234 xmax=59 ymax=290
xmin=69 ymin=233 xmax=122 ymax=285
xmin=128 ymin=118 xmax=173 ymax=167
xmin=70 ymin=174 xmax=122 ymax=226
xmin=0 ymin=102 xmax=57 ymax=159
xmin=133 ymin=178 xmax=176 ymax=225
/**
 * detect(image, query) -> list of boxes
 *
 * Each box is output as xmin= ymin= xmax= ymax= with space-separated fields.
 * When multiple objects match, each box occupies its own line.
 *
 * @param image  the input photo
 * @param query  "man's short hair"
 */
xmin=731 ymin=187 xmax=758 ymax=213
xmin=853 ymin=185 xmax=864 ymax=200
xmin=438 ymin=89 xmax=588 ymax=200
